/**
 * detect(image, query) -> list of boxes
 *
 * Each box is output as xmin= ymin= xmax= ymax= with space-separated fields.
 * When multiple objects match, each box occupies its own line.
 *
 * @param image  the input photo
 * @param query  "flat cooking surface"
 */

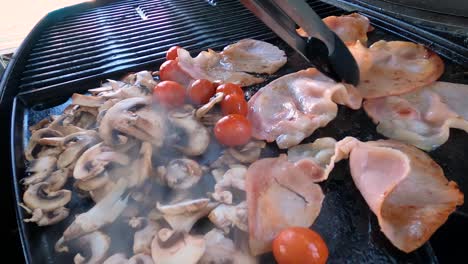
xmin=9 ymin=0 xmax=468 ymax=264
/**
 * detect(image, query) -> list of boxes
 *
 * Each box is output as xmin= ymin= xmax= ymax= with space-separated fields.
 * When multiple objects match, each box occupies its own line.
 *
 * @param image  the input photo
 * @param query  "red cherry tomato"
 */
xmin=166 ymin=46 xmax=180 ymax=60
xmin=215 ymin=83 xmax=244 ymax=96
xmin=221 ymin=93 xmax=248 ymax=116
xmin=187 ymin=79 xmax=216 ymax=105
xmin=153 ymin=81 xmax=186 ymax=108
xmin=273 ymin=227 xmax=329 ymax=264
xmin=159 ymin=60 xmax=179 ymax=81
xmin=214 ymin=114 xmax=252 ymax=147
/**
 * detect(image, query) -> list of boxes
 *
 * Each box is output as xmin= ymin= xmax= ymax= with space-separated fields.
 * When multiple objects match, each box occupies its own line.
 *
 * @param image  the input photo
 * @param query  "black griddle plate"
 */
xmin=9 ymin=2 xmax=468 ymax=264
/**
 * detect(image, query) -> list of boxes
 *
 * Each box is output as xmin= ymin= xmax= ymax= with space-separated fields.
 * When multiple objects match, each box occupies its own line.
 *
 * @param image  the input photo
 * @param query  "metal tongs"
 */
xmin=240 ymin=0 xmax=360 ymax=85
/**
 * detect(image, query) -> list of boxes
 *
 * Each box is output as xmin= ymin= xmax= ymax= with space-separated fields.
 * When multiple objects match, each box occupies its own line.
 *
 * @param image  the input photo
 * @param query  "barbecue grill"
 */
xmin=1 ymin=0 xmax=467 ymax=263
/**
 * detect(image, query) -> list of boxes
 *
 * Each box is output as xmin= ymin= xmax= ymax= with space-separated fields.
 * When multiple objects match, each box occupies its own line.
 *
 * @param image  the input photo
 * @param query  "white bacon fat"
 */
xmin=364 ymin=81 xmax=468 ymax=150
xmin=174 ymin=39 xmax=286 ymax=87
xmin=246 ymin=154 xmax=324 ymax=255
xmin=247 ymin=68 xmax=362 ymax=149
xmin=349 ymin=40 xmax=445 ymax=99
xmin=346 ymin=138 xmax=463 ymax=253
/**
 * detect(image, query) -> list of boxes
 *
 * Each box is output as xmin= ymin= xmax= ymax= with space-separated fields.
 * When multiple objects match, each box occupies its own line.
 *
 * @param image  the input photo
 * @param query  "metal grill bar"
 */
xmin=19 ymin=0 xmax=341 ymax=91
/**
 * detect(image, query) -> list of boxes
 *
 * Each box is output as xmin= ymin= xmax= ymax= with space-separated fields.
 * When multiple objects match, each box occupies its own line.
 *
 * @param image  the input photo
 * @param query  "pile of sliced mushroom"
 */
xmin=22 ymin=70 xmax=263 ymax=264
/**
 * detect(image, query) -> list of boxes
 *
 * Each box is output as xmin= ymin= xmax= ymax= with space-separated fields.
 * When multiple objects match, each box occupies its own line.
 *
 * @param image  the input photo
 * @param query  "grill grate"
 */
xmin=18 ymin=0 xmax=341 ymax=92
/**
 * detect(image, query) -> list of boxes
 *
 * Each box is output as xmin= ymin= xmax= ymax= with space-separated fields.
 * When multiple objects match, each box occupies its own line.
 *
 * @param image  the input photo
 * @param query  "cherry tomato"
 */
xmin=159 ymin=60 xmax=179 ymax=81
xmin=273 ymin=227 xmax=328 ymax=264
xmin=214 ymin=114 xmax=252 ymax=147
xmin=221 ymin=93 xmax=248 ymax=116
xmin=215 ymin=83 xmax=244 ymax=96
xmin=153 ymin=81 xmax=186 ymax=108
xmin=187 ymin=79 xmax=216 ymax=105
xmin=166 ymin=46 xmax=180 ymax=60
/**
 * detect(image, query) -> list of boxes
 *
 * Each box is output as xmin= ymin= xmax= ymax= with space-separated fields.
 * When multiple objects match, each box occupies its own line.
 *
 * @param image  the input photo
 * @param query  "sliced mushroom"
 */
xmin=129 ymin=254 xmax=154 ymax=264
xmin=99 ymin=97 xmax=166 ymax=147
xmin=151 ymin=228 xmax=205 ymax=264
xmin=157 ymin=199 xmax=217 ymax=232
xmin=22 ymin=156 xmax=57 ymax=185
xmin=23 ymin=207 xmax=70 ymax=226
xmin=121 ymin=205 xmax=141 ymax=219
xmin=210 ymin=152 xmax=239 ymax=169
xmin=23 ymin=182 xmax=71 ymax=212
xmin=168 ymin=111 xmax=210 ymax=156
xmin=75 ymin=173 xmax=109 ymax=192
xmin=88 ymin=87 xmax=114 ymax=96
xmin=59 ymin=179 xmax=128 ymax=242
xmin=25 ymin=128 xmax=63 ymax=161
xmin=211 ymin=169 xmax=226 ymax=183
xmin=212 ymin=167 xmax=247 ymax=204
xmin=97 ymin=98 xmax=121 ymax=124
xmin=161 ymin=158 xmax=203 ymax=189
xmin=208 ymin=202 xmax=248 ymax=233
xmin=103 ymin=253 xmax=128 ymax=264
xmin=74 ymin=143 xmax=130 ymax=181
xmin=73 ymin=231 xmax=110 ymax=264
xmin=199 ymin=228 xmax=258 ymax=264
xmin=227 ymin=141 xmax=266 ymax=164
xmin=62 ymin=105 xmax=98 ymax=129
xmin=29 ymin=117 xmax=54 ymax=132
xmin=128 ymin=142 xmax=153 ymax=188
xmin=148 ymin=208 xmax=164 ymax=222
xmin=40 ymin=130 xmax=101 ymax=169
xmin=100 ymin=85 xmax=148 ymax=99
xmin=45 ymin=168 xmax=71 ymax=192
xmin=133 ymin=219 xmax=160 ymax=255
xmin=199 ymin=112 xmax=223 ymax=127
xmin=133 ymin=70 xmax=158 ymax=91
xmin=195 ymin=92 xmax=224 ymax=119
xmin=72 ymin=93 xmax=106 ymax=107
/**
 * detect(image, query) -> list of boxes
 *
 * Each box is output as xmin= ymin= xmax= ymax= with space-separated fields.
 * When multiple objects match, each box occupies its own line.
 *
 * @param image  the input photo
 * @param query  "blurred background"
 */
xmin=0 ymin=0 xmax=89 ymax=54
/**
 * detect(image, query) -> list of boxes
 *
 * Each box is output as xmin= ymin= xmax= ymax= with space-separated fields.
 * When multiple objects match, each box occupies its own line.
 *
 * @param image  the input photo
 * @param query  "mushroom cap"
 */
xmin=199 ymin=228 xmax=257 ymax=264
xmin=73 ymin=143 xmax=130 ymax=180
xmin=73 ymin=231 xmax=111 ymax=264
xmin=157 ymin=199 xmax=217 ymax=232
xmin=56 ymin=130 xmax=101 ymax=168
xmin=45 ymin=168 xmax=71 ymax=192
xmin=75 ymin=173 xmax=109 ymax=192
xmin=168 ymin=111 xmax=210 ymax=156
xmin=151 ymin=229 xmax=205 ymax=264
xmin=165 ymin=159 xmax=203 ymax=189
xmin=62 ymin=178 xmax=129 ymax=241
xmin=133 ymin=219 xmax=160 ymax=255
xmin=129 ymin=254 xmax=154 ymax=264
xmin=71 ymin=93 xmax=106 ymax=108
xmin=24 ymin=207 xmax=70 ymax=226
xmin=128 ymin=142 xmax=153 ymax=188
xmin=25 ymin=128 xmax=63 ymax=161
xmin=22 ymin=156 xmax=57 ymax=186
xmin=103 ymin=253 xmax=128 ymax=264
xmin=227 ymin=141 xmax=266 ymax=164
xmin=23 ymin=182 xmax=71 ymax=212
xmin=99 ymin=97 xmax=166 ymax=147
xmin=157 ymin=199 xmax=210 ymax=215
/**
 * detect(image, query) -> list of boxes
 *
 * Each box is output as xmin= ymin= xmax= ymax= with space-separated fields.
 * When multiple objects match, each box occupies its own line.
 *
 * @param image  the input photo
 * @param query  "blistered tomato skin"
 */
xmin=221 ymin=93 xmax=248 ymax=116
xmin=187 ymin=79 xmax=216 ymax=105
xmin=216 ymin=83 xmax=244 ymax=96
xmin=214 ymin=114 xmax=252 ymax=147
xmin=273 ymin=227 xmax=329 ymax=264
xmin=166 ymin=46 xmax=181 ymax=60
xmin=153 ymin=81 xmax=186 ymax=108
